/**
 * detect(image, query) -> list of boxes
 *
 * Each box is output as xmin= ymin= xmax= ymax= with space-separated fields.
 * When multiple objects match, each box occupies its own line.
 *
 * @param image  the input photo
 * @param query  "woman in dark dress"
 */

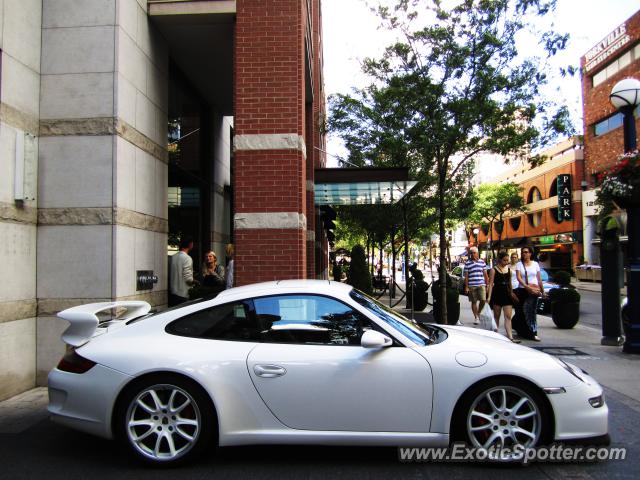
xmin=487 ymin=251 xmax=520 ymax=343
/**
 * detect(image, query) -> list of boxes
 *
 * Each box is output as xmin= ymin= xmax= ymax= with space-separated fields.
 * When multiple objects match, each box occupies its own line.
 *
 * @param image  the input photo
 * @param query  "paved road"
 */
xmin=0 ymin=385 xmax=638 ymax=480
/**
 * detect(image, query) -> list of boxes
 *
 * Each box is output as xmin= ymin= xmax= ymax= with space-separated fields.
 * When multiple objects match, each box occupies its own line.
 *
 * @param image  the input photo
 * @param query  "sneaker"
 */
xmin=456 ymin=320 xmax=463 ymax=326
xmin=473 ymin=319 xmax=480 ymax=325
xmin=533 ymin=335 xmax=541 ymax=342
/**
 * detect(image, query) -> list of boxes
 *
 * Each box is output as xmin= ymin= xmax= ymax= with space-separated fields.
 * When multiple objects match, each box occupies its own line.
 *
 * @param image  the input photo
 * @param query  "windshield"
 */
xmin=349 ymin=289 xmax=441 ymax=346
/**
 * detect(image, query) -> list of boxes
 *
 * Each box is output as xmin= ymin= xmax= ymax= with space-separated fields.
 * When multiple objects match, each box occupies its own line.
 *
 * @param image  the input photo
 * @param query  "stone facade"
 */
xmin=0 ymin=0 xmax=326 ymax=400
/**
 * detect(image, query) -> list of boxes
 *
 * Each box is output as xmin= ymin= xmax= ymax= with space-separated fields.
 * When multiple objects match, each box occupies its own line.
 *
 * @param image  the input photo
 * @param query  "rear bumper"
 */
xmin=48 ymin=365 xmax=132 ymax=439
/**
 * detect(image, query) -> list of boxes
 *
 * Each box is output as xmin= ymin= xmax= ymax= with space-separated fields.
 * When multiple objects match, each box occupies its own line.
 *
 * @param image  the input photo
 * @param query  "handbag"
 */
xmin=523 ymin=264 xmax=542 ymax=297
xmin=479 ymin=303 xmax=497 ymax=332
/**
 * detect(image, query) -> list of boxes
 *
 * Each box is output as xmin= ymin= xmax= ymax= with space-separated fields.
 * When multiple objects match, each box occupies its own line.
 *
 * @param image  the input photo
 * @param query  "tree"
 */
xmin=350 ymin=0 xmax=571 ymax=322
xmin=469 ymin=182 xmax=527 ymax=259
xmin=346 ymin=245 xmax=373 ymax=295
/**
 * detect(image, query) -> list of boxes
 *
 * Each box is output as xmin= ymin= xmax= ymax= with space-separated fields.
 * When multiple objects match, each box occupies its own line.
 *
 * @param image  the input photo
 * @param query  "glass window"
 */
xmin=594 ymin=119 xmax=607 ymax=136
xmin=349 ymin=290 xmax=435 ymax=346
xmin=609 ymin=113 xmax=623 ymax=130
xmin=528 ymin=211 xmax=542 ymax=227
xmin=592 ymin=70 xmax=606 ymax=87
xmin=509 ymin=216 xmax=521 ymax=231
xmin=253 ymin=295 xmax=375 ymax=345
xmin=527 ymin=187 xmax=542 ymax=204
xmin=619 ymin=51 xmax=631 ymax=69
xmin=166 ymin=301 xmax=260 ymax=341
xmin=590 ymin=43 xmax=639 ymax=88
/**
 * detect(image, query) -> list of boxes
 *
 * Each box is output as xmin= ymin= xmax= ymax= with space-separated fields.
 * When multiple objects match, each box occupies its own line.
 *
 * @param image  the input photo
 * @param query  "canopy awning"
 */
xmin=314 ymin=167 xmax=418 ymax=206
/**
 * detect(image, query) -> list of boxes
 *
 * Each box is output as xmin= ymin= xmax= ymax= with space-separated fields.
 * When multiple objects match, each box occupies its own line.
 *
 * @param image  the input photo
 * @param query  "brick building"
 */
xmin=0 ymin=0 xmax=326 ymax=400
xmin=580 ymin=9 xmax=640 ymax=264
xmin=475 ymin=137 xmax=585 ymax=273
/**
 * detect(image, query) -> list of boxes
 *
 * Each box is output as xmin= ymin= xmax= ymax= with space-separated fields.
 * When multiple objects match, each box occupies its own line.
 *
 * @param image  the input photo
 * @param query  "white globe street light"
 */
xmin=610 ymin=78 xmax=640 ymax=152
xmin=608 ymin=77 xmax=640 ymax=354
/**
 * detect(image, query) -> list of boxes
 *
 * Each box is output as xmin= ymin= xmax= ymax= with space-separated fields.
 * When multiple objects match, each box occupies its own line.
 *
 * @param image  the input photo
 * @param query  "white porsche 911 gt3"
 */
xmin=48 ymin=280 xmax=608 ymax=466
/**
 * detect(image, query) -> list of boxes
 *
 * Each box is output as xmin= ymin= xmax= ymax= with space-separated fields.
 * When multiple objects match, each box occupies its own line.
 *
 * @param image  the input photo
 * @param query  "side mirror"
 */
xmin=361 ymin=330 xmax=392 ymax=348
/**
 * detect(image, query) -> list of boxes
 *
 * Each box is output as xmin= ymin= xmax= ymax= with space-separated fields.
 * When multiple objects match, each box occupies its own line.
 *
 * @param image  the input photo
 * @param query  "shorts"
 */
xmin=468 ymin=285 xmax=486 ymax=303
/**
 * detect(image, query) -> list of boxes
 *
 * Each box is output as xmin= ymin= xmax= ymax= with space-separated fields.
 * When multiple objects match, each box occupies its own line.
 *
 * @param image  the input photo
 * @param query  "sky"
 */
xmin=321 ymin=0 xmax=640 ymax=164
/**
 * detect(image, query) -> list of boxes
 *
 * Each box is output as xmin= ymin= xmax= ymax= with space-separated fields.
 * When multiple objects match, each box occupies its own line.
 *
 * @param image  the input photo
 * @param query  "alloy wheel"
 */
xmin=466 ymin=385 xmax=542 ymax=451
xmin=125 ymin=383 xmax=201 ymax=462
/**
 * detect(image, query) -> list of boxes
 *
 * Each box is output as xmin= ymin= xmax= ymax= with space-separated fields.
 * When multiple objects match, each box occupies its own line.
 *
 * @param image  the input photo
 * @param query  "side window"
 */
xmin=166 ymin=301 xmax=260 ymax=341
xmin=253 ymin=295 xmax=374 ymax=345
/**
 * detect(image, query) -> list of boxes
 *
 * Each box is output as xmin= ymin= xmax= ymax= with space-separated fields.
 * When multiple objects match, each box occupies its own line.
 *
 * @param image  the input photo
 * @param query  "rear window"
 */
xmin=166 ymin=301 xmax=260 ymax=341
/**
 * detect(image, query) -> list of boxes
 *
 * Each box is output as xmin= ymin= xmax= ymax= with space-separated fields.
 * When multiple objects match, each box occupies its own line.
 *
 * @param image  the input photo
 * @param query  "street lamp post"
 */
xmin=609 ymin=78 xmax=640 ymax=353
xmin=473 ymin=227 xmax=479 ymax=247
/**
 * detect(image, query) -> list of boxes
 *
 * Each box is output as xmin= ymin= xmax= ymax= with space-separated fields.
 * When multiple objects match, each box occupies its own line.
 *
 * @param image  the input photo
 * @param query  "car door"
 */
xmin=246 ymin=294 xmax=433 ymax=433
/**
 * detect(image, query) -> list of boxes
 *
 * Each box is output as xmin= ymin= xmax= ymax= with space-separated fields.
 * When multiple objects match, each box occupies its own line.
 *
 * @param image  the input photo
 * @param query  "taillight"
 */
xmin=57 ymin=349 xmax=96 ymax=374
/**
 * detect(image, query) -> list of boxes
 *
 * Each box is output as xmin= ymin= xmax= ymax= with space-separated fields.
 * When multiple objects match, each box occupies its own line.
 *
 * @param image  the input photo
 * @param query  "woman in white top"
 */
xmin=515 ymin=247 xmax=544 ymax=341
xmin=509 ymin=252 xmax=520 ymax=293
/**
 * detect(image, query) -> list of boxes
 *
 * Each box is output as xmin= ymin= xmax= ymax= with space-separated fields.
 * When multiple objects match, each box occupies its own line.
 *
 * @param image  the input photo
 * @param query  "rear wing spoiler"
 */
xmin=58 ymin=301 xmax=152 ymax=347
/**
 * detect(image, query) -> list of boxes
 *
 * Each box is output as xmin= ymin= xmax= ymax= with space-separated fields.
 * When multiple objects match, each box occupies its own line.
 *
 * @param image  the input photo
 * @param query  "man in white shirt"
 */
xmin=169 ymin=237 xmax=196 ymax=306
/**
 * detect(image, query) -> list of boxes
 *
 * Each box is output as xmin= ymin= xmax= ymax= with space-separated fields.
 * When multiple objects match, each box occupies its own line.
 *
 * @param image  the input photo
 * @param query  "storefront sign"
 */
xmin=585 ymin=23 xmax=630 ymax=72
xmin=532 ymin=233 xmax=577 ymax=245
xmin=539 ymin=235 xmax=555 ymax=245
xmin=557 ymin=174 xmax=572 ymax=221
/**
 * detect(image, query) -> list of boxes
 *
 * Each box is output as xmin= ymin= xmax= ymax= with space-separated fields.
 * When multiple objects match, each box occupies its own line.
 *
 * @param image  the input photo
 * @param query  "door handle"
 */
xmin=253 ymin=364 xmax=287 ymax=378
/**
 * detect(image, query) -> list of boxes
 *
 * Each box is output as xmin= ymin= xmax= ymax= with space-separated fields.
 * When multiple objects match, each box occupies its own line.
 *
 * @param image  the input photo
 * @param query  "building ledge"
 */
xmin=148 ymin=0 xmax=236 ymax=16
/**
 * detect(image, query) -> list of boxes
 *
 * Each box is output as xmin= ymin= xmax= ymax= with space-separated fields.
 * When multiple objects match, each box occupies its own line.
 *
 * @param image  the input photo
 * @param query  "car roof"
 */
xmin=214 ymin=279 xmax=353 ymax=302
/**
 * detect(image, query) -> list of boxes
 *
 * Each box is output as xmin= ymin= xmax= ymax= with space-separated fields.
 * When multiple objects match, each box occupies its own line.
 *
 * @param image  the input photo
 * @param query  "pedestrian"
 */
xmin=515 ymin=247 xmax=544 ymax=341
xmin=169 ymin=237 xmax=197 ymax=307
xmin=201 ymin=250 xmax=225 ymax=292
xmin=225 ymin=243 xmax=235 ymax=289
xmin=487 ymin=251 xmax=520 ymax=343
xmin=464 ymin=246 xmax=489 ymax=326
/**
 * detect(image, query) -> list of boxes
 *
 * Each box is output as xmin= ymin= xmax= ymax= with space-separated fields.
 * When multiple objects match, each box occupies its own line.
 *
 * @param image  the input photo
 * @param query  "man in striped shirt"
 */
xmin=464 ymin=247 xmax=489 ymax=325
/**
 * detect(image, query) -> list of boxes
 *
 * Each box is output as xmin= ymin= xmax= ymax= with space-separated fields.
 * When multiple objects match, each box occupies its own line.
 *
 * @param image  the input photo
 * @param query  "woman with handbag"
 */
xmin=487 ymin=251 xmax=520 ymax=343
xmin=515 ymin=247 xmax=544 ymax=341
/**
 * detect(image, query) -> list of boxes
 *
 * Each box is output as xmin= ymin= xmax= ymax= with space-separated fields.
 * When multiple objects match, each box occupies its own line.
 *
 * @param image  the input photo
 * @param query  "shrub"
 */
xmin=552 ymin=270 xmax=572 ymax=287
xmin=346 ymin=245 xmax=372 ymax=295
xmin=548 ymin=287 xmax=580 ymax=303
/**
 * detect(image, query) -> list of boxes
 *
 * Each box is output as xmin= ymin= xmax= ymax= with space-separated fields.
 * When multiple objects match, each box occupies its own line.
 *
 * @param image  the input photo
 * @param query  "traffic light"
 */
xmin=320 ymin=206 xmax=336 ymax=246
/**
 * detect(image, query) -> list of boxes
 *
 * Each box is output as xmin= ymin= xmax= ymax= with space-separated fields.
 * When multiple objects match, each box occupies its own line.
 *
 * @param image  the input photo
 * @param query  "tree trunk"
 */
xmin=379 ymin=238 xmax=384 ymax=281
xmin=438 ymin=161 xmax=448 ymax=325
xmin=390 ymin=226 xmax=397 ymax=298
xmin=402 ymin=199 xmax=411 ymax=287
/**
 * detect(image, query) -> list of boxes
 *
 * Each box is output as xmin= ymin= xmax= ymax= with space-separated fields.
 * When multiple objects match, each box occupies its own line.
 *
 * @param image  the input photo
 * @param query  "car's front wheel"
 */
xmin=453 ymin=378 xmax=551 ymax=460
xmin=115 ymin=375 xmax=216 ymax=466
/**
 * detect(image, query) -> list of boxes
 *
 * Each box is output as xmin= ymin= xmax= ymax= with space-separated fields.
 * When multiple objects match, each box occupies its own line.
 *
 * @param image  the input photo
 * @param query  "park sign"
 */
xmin=557 ymin=174 xmax=572 ymax=222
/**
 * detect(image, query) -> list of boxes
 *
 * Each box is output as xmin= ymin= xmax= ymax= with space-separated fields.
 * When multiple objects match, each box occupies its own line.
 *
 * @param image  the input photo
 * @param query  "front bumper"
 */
xmin=548 ymin=377 xmax=608 ymax=442
xmin=48 ymin=364 xmax=132 ymax=439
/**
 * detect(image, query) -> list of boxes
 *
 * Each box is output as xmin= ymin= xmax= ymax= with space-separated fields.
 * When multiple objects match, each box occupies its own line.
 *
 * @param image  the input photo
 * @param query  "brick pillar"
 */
xmin=233 ymin=0 xmax=307 ymax=285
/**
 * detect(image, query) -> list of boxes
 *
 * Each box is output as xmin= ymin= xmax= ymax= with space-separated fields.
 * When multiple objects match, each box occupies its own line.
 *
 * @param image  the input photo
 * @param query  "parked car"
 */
xmin=49 ymin=280 xmax=608 ymax=466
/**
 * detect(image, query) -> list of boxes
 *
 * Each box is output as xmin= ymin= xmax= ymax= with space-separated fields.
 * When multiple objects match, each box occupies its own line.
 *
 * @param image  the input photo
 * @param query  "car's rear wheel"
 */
xmin=453 ymin=378 xmax=551 ymax=460
xmin=115 ymin=375 xmax=216 ymax=466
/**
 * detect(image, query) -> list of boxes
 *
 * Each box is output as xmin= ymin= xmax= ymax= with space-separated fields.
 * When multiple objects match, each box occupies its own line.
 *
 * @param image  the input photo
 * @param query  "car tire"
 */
xmin=114 ymin=374 xmax=217 ymax=466
xmin=452 ymin=378 xmax=551 ymax=461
